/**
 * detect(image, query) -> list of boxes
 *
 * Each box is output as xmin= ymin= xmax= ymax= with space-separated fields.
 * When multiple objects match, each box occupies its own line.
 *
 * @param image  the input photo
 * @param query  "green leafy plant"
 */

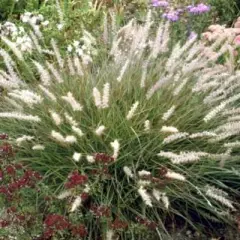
xmin=0 ymin=11 xmax=240 ymax=239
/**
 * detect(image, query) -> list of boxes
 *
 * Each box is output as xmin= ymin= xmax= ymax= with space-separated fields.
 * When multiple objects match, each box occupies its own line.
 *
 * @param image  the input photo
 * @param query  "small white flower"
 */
xmin=95 ymin=125 xmax=105 ymax=136
xmin=57 ymin=190 xmax=72 ymax=199
xmin=72 ymin=126 xmax=84 ymax=137
xmin=123 ymin=166 xmax=134 ymax=178
xmin=86 ymin=155 xmax=95 ymax=163
xmin=70 ymin=196 xmax=82 ymax=212
xmin=110 ymin=139 xmax=120 ymax=160
xmin=165 ymin=170 xmax=186 ymax=181
xmin=32 ymin=144 xmax=45 ymax=150
xmin=67 ymin=45 xmax=73 ymax=53
xmin=16 ymin=135 xmax=34 ymax=146
xmin=57 ymin=23 xmax=64 ymax=30
xmin=138 ymin=186 xmax=152 ymax=207
xmin=73 ymin=152 xmax=81 ymax=162
xmin=65 ymin=135 xmax=77 ymax=144
xmin=49 ymin=110 xmax=62 ymax=126
xmin=126 ymin=101 xmax=139 ymax=120
xmin=138 ymin=170 xmax=151 ymax=176
xmin=160 ymin=126 xmax=179 ymax=133
xmin=42 ymin=20 xmax=49 ymax=26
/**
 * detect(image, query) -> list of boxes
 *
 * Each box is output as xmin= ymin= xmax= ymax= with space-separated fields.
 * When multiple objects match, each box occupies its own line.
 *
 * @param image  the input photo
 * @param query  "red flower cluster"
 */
xmin=94 ymin=153 xmax=114 ymax=164
xmin=135 ymin=216 xmax=158 ymax=230
xmin=111 ymin=218 xmax=128 ymax=230
xmin=90 ymin=205 xmax=111 ymax=218
xmin=65 ymin=171 xmax=88 ymax=189
xmin=43 ymin=214 xmax=88 ymax=239
xmin=0 ymin=143 xmax=14 ymax=157
xmin=0 ymin=166 xmax=42 ymax=200
xmin=0 ymin=133 xmax=8 ymax=140
xmin=71 ymin=224 xmax=88 ymax=238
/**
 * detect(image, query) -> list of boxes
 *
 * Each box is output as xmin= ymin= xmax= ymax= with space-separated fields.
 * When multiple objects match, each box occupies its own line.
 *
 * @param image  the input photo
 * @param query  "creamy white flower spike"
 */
xmin=110 ymin=139 xmax=120 ymax=160
xmin=144 ymin=120 xmax=151 ymax=132
xmin=72 ymin=152 xmax=81 ymax=162
xmin=72 ymin=126 xmax=84 ymax=137
xmin=49 ymin=110 xmax=62 ymax=126
xmin=16 ymin=135 xmax=34 ymax=146
xmin=0 ymin=112 xmax=41 ymax=122
xmin=138 ymin=186 xmax=152 ymax=207
xmin=162 ymin=105 xmax=176 ymax=121
xmin=39 ymin=85 xmax=57 ymax=102
xmin=32 ymin=144 xmax=45 ymax=150
xmin=123 ymin=166 xmax=134 ymax=178
xmin=95 ymin=125 xmax=106 ymax=136
xmin=93 ymin=87 xmax=102 ymax=108
xmin=160 ymin=126 xmax=179 ymax=133
xmin=162 ymin=132 xmax=189 ymax=144
xmin=126 ymin=101 xmax=139 ymax=120
xmin=70 ymin=196 xmax=82 ymax=212
xmin=62 ymin=92 xmax=83 ymax=111
xmin=51 ymin=130 xmax=65 ymax=143
xmin=165 ymin=170 xmax=186 ymax=181
xmin=86 ymin=155 xmax=95 ymax=163
xmin=57 ymin=190 xmax=72 ymax=200
xmin=102 ymin=82 xmax=110 ymax=108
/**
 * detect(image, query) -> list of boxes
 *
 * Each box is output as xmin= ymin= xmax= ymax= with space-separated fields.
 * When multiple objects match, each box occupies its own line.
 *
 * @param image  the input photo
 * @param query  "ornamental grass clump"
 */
xmin=0 ymin=13 xmax=240 ymax=238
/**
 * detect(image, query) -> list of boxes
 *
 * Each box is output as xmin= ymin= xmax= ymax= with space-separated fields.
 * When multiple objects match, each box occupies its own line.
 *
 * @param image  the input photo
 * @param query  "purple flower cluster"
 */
xmin=151 ymin=0 xmax=169 ymax=8
xmin=151 ymin=1 xmax=211 ymax=22
xmin=162 ymin=11 xmax=179 ymax=22
xmin=187 ymin=3 xmax=211 ymax=14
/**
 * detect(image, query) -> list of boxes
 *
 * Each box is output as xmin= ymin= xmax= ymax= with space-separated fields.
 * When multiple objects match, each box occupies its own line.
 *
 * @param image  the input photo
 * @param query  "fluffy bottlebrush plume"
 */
xmin=224 ymin=141 xmax=240 ymax=148
xmin=73 ymin=56 xmax=84 ymax=76
xmin=33 ymin=61 xmax=51 ymax=86
xmin=1 ymin=13 xmax=240 ymax=232
xmin=138 ymin=170 xmax=151 ymax=176
xmin=165 ymin=170 xmax=186 ymax=181
xmin=62 ymin=92 xmax=83 ymax=111
xmin=162 ymin=105 xmax=176 ymax=121
xmin=110 ymin=140 xmax=120 ymax=160
xmin=123 ymin=166 xmax=134 ymax=178
xmin=57 ymin=190 xmax=72 ymax=200
xmin=46 ymin=62 xmax=64 ymax=83
xmin=106 ymin=230 xmax=115 ymax=240
xmin=51 ymin=39 xmax=64 ymax=68
xmin=70 ymin=196 xmax=82 ymax=212
xmin=138 ymin=186 xmax=152 ymax=207
xmin=160 ymin=126 xmax=179 ymax=133
xmin=16 ymin=135 xmax=34 ymax=146
xmin=32 ymin=144 xmax=45 ymax=150
xmin=0 ymin=112 xmax=40 ymax=122
xmin=64 ymin=113 xmax=78 ymax=127
xmin=51 ymin=130 xmax=65 ymax=143
xmin=93 ymin=87 xmax=102 ymax=108
xmin=152 ymin=189 xmax=169 ymax=209
xmin=5 ymin=97 xmax=23 ymax=111
xmin=67 ymin=55 xmax=76 ymax=75
xmin=49 ymin=110 xmax=62 ymax=126
xmin=205 ymin=185 xmax=235 ymax=210
xmin=73 ymin=152 xmax=81 ymax=162
xmin=72 ymin=126 xmax=84 ymax=137
xmin=0 ymin=49 xmax=21 ymax=84
xmin=86 ymin=155 xmax=95 ymax=163
xmin=95 ymin=125 xmax=106 ymax=136
xmin=144 ymin=120 xmax=151 ymax=132
xmin=158 ymin=151 xmax=209 ymax=164
xmin=162 ymin=132 xmax=189 ymax=144
xmin=38 ymin=85 xmax=57 ymax=102
xmin=102 ymin=82 xmax=110 ymax=108
xmin=1 ymin=36 xmax=24 ymax=61
xmin=126 ymin=101 xmax=139 ymax=120
xmin=8 ymin=89 xmax=43 ymax=107
xmin=65 ymin=135 xmax=77 ymax=144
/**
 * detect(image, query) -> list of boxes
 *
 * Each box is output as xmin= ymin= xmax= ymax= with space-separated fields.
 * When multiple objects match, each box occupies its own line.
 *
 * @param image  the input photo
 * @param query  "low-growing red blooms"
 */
xmin=94 ymin=153 xmax=114 ymax=164
xmin=44 ymin=214 xmax=69 ymax=230
xmin=111 ymin=218 xmax=128 ymax=230
xmin=136 ymin=216 xmax=158 ymax=230
xmin=0 ymin=134 xmax=8 ymax=140
xmin=90 ymin=205 xmax=111 ymax=218
xmin=65 ymin=171 xmax=88 ymax=189
xmin=71 ymin=224 xmax=88 ymax=237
